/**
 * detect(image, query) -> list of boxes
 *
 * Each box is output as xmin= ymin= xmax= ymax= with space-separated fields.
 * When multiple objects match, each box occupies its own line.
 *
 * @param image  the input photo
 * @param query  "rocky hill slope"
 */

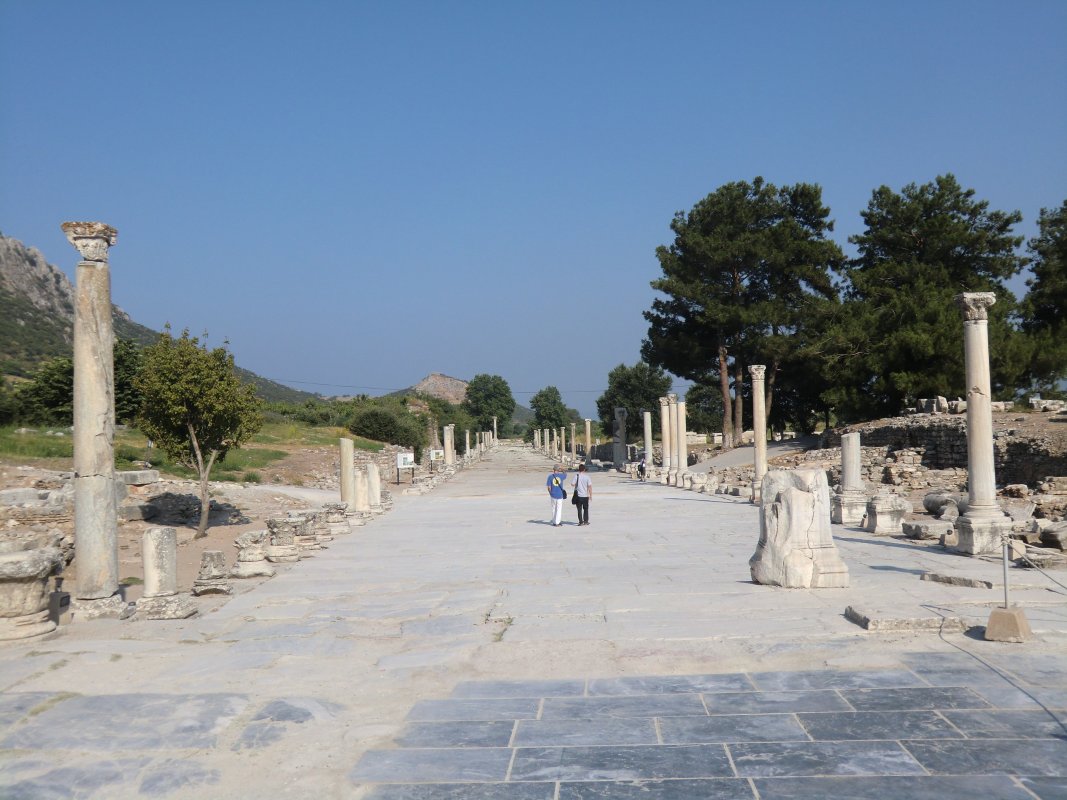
xmin=0 ymin=233 xmax=315 ymax=403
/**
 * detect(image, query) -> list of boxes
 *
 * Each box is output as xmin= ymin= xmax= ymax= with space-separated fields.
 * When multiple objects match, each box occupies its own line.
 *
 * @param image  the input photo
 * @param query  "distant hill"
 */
xmin=391 ymin=372 xmax=536 ymax=422
xmin=0 ymin=233 xmax=317 ymax=404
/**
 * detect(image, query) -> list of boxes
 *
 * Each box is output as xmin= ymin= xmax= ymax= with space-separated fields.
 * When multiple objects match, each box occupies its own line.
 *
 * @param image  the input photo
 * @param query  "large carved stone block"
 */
xmin=865 ymin=492 xmax=913 ymax=535
xmin=750 ymin=469 xmax=849 ymax=589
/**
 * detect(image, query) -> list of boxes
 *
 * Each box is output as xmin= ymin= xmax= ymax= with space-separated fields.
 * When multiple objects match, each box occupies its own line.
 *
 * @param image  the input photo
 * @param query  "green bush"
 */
xmin=242 ymin=471 xmax=262 ymax=483
xmin=347 ymin=407 xmax=425 ymax=452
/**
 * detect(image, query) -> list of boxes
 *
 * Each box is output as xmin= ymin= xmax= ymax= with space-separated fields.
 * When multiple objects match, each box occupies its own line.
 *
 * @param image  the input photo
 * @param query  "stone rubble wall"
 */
xmin=821 ymin=415 xmax=1067 ymax=487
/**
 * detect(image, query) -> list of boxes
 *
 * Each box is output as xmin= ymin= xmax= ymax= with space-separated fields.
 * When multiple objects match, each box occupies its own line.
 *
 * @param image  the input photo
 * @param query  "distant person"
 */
xmin=546 ymin=464 xmax=567 ymax=526
xmin=637 ymin=455 xmax=646 ymax=479
xmin=572 ymin=463 xmax=592 ymax=525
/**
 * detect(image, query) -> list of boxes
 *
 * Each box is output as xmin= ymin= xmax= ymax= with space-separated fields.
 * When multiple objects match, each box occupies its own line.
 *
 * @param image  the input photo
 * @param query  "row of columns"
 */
xmin=533 ymin=421 xmax=592 ymax=463
xmin=650 ymin=394 xmax=688 ymax=486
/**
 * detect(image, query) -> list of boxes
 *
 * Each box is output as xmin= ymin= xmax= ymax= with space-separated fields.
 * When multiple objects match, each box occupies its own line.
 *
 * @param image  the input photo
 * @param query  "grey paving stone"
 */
xmin=728 ymin=741 xmax=925 ymax=777
xmin=0 ymin=757 xmax=150 ymax=800
xmin=1021 ymin=777 xmax=1067 ymax=800
xmin=703 ymin=690 xmax=852 ymax=715
xmin=514 ymin=717 xmax=658 ymax=747
xmin=750 ymin=669 xmax=924 ymax=692
xmin=138 ymin=759 xmax=221 ymax=796
xmin=541 ymin=694 xmax=708 ymax=719
xmin=969 ymin=684 xmax=1067 ymax=710
xmin=396 ymin=720 xmax=516 ymax=748
xmin=659 ymin=713 xmax=809 ymax=744
xmin=510 ymin=743 xmax=733 ymax=781
xmin=363 ymin=784 xmax=556 ymax=800
xmin=902 ymin=738 xmax=1067 ymax=776
xmin=586 ymin=673 xmax=754 ymax=696
xmin=796 ymin=710 xmax=960 ymax=741
xmin=349 ymin=747 xmax=512 ymax=782
xmin=984 ymin=654 xmax=1067 ymax=687
xmin=558 ymin=778 xmax=756 ymax=799
xmin=406 ymin=698 xmax=540 ymax=722
xmin=839 ymin=687 xmax=991 ymax=711
xmin=0 ymin=693 xmax=248 ymax=750
xmin=753 ymin=775 xmax=1035 ymax=799
xmin=944 ymin=709 xmax=1067 ymax=739
xmin=232 ymin=721 xmax=287 ymax=750
xmin=451 ymin=679 xmax=586 ymax=698
xmin=0 ymin=692 xmax=62 ymax=729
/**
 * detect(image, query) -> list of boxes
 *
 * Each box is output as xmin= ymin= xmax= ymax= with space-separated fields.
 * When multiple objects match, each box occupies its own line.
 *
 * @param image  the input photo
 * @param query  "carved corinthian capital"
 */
xmin=749 ymin=364 xmax=767 ymax=380
xmin=659 ymin=397 xmax=670 ymax=408
xmin=955 ymin=292 xmax=997 ymax=321
xmin=667 ymin=393 xmax=678 ymax=404
xmin=61 ymin=222 xmax=118 ymax=263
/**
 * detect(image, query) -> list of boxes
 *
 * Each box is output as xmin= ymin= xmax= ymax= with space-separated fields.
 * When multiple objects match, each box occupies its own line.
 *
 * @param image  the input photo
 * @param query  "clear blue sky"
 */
xmin=2 ymin=1 xmax=1064 ymax=419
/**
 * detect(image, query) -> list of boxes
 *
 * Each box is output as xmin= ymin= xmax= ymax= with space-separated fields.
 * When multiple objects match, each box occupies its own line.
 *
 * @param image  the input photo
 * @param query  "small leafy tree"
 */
xmin=15 ymin=355 xmax=73 ymax=424
xmin=463 ymin=374 xmax=515 ymax=432
xmin=529 ymin=386 xmax=568 ymax=430
xmin=136 ymin=329 xmax=263 ymax=538
xmin=595 ymin=362 xmax=672 ymax=439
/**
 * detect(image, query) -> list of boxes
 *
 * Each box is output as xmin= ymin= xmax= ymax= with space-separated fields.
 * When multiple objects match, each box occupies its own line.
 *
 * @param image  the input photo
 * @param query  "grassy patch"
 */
xmin=0 ymin=427 xmax=73 ymax=460
xmin=242 ymin=470 xmax=262 ymax=484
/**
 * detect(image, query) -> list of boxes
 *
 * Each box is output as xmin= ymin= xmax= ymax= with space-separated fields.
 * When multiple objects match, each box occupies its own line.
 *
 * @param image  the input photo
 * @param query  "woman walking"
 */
xmin=572 ymin=463 xmax=592 ymax=525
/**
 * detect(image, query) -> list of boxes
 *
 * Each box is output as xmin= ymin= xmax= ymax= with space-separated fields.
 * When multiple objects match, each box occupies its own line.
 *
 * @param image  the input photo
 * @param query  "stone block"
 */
xmin=0 ymin=488 xmax=46 ymax=506
xmin=750 ymin=469 xmax=849 ymax=589
xmin=903 ymin=520 xmax=954 ymax=540
xmin=117 ymin=469 xmax=160 ymax=486
xmin=118 ymin=502 xmax=158 ymax=522
xmin=830 ymin=491 xmax=867 ymax=526
xmin=137 ymin=594 xmax=197 ymax=620
xmin=865 ymin=493 xmax=912 ymax=535
xmin=1040 ymin=521 xmax=1067 ymax=551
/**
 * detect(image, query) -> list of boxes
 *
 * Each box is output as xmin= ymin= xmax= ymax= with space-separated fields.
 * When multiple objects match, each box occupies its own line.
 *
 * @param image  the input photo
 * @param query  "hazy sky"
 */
xmin=2 ymin=1 xmax=1064 ymax=418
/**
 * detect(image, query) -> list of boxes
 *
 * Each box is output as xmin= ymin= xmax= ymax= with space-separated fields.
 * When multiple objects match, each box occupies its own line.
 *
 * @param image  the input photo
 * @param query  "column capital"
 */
xmin=61 ymin=221 xmax=117 ymax=263
xmin=659 ymin=397 xmax=670 ymax=408
xmin=955 ymin=292 xmax=996 ymax=321
xmin=666 ymin=393 xmax=678 ymax=404
xmin=748 ymin=364 xmax=766 ymax=380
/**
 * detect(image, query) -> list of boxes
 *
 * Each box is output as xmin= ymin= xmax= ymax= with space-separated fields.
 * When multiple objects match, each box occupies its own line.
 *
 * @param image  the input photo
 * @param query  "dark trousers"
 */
xmin=575 ymin=496 xmax=589 ymax=524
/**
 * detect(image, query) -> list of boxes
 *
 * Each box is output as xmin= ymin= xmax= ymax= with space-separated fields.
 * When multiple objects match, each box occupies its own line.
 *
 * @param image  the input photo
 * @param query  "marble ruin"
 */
xmin=831 ymin=432 xmax=867 ymax=525
xmin=750 ymin=469 xmax=850 ymax=589
xmin=137 ymin=527 xmax=196 ymax=619
xmin=749 ymin=365 xmax=767 ymax=502
xmin=192 ymin=550 xmax=232 ymax=596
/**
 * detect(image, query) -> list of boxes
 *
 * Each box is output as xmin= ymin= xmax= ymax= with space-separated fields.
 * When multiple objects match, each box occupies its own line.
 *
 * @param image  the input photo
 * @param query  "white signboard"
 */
xmin=396 ymin=452 xmax=415 ymax=469
xmin=430 ymin=449 xmax=445 ymax=461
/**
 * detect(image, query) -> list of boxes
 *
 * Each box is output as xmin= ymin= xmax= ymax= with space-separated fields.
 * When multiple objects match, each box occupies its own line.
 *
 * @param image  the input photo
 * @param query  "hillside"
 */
xmin=0 ymin=233 xmax=316 ymax=404
xmin=393 ymin=372 xmax=536 ymax=422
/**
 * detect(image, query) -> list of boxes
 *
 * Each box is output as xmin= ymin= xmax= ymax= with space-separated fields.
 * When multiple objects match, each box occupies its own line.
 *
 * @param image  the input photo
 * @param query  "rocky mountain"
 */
xmin=0 ymin=233 xmax=315 ymax=403
xmin=411 ymin=372 xmax=470 ymax=404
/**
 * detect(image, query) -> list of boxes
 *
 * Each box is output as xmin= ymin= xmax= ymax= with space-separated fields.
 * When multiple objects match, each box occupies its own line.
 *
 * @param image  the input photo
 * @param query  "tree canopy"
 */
xmin=642 ymin=177 xmax=842 ymax=444
xmin=136 ymin=329 xmax=263 ymax=538
xmin=595 ymin=362 xmax=672 ymax=440
xmin=463 ymin=374 xmax=515 ymax=432
xmin=529 ymin=386 xmax=568 ymax=431
xmin=835 ymin=174 xmax=1028 ymax=418
xmin=1022 ymin=200 xmax=1067 ymax=394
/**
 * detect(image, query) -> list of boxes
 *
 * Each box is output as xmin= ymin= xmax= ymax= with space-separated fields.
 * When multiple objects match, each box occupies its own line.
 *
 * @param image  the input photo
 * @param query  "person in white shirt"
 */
xmin=572 ymin=463 xmax=592 ymax=526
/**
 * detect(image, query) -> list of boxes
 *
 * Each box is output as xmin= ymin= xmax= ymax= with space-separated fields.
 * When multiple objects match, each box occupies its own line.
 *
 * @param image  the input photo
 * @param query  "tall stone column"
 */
xmin=465 ymin=429 xmax=471 ymax=461
xmin=954 ymin=293 xmax=1011 ymax=554
xmin=367 ymin=462 xmax=382 ymax=511
xmin=339 ymin=438 xmax=356 ymax=505
xmin=659 ymin=397 xmax=672 ymax=478
xmin=584 ymin=419 xmax=592 ymax=460
xmin=612 ymin=408 xmax=628 ymax=470
xmin=667 ymin=394 xmax=679 ymax=484
xmin=492 ymin=416 xmax=498 ymax=441
xmin=354 ymin=468 xmax=370 ymax=513
xmin=675 ymin=401 xmax=688 ymax=482
xmin=64 ymin=221 xmax=121 ymax=604
xmin=533 ymin=429 xmax=540 ymax=451
xmin=443 ymin=425 xmax=454 ymax=466
xmin=831 ymin=432 xmax=867 ymax=525
xmin=643 ymin=411 xmax=654 ymax=471
xmin=750 ymin=365 xmax=767 ymax=503
xmin=559 ymin=427 xmax=566 ymax=461
xmin=570 ymin=422 xmax=577 ymax=462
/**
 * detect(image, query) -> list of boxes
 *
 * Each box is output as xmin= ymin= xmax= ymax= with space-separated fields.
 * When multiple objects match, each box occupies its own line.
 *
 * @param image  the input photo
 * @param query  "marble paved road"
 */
xmin=1 ymin=444 xmax=1065 ymax=798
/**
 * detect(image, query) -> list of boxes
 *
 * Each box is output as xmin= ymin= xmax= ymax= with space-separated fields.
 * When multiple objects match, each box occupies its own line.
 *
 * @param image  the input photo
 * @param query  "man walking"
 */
xmin=572 ymin=463 xmax=592 ymax=525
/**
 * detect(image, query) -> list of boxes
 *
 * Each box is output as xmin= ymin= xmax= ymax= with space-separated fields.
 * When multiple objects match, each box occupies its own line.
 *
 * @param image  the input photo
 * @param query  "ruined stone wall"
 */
xmin=821 ymin=415 xmax=1067 ymax=487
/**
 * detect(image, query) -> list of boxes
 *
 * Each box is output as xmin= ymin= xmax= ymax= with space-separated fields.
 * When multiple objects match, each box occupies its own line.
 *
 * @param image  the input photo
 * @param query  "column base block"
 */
xmin=831 ymin=493 xmax=867 ymax=526
xmin=984 ymin=606 xmax=1032 ymax=643
xmin=954 ymin=515 xmax=1011 ymax=555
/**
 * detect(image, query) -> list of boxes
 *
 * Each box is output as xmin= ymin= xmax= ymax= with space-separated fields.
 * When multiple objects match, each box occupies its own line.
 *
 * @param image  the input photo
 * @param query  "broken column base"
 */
xmin=831 ymin=492 xmax=867 ymax=526
xmin=954 ymin=514 xmax=1011 ymax=555
xmin=0 ymin=609 xmax=56 ymax=641
xmin=137 ymin=594 xmax=198 ymax=620
xmin=984 ymin=606 xmax=1032 ymax=643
